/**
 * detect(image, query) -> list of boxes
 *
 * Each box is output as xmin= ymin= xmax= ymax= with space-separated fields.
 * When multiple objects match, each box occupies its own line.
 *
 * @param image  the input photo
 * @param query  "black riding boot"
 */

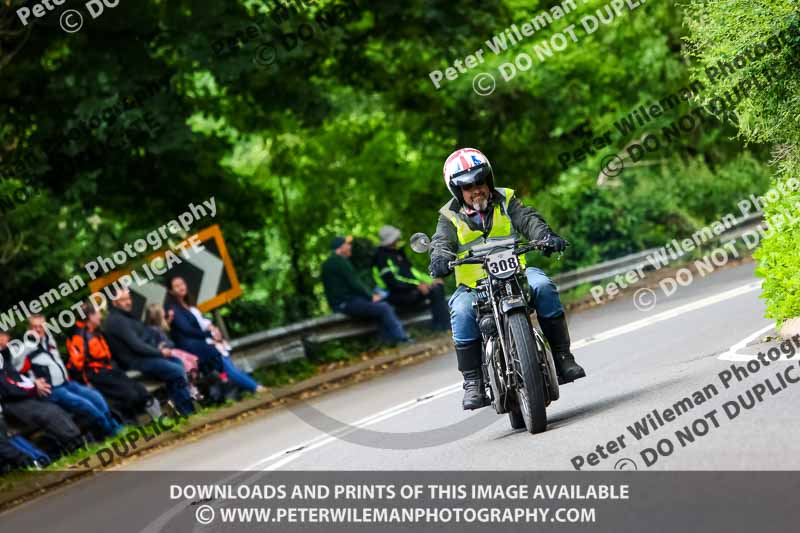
xmin=538 ymin=314 xmax=586 ymax=383
xmin=456 ymin=342 xmax=488 ymax=410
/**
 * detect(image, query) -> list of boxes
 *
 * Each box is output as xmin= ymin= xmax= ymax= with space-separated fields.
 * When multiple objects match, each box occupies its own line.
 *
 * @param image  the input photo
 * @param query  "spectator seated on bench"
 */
xmin=372 ymin=225 xmax=450 ymax=332
xmin=103 ymin=288 xmax=195 ymax=417
xmin=67 ymin=302 xmax=162 ymax=425
xmin=23 ymin=315 xmax=121 ymax=440
xmin=322 ymin=235 xmax=410 ymax=345
xmin=164 ymin=276 xmax=265 ymax=395
xmin=0 ymin=331 xmax=83 ymax=458
xmin=143 ymin=304 xmax=202 ymax=401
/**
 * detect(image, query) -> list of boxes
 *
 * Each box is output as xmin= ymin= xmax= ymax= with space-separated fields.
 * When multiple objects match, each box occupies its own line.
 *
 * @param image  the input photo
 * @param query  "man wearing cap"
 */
xmin=373 ymin=225 xmax=450 ymax=331
xmin=322 ymin=235 xmax=410 ymax=344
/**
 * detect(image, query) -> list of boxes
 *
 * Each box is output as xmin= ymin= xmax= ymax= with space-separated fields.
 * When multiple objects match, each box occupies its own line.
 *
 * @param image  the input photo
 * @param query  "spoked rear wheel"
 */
xmin=507 ymin=311 xmax=547 ymax=434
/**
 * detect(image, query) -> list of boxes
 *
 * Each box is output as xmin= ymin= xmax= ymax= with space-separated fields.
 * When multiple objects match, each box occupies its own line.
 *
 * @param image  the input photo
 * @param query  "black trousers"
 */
xmin=86 ymin=368 xmax=151 ymax=420
xmin=2 ymin=398 xmax=83 ymax=453
xmin=0 ymin=418 xmax=32 ymax=470
xmin=388 ymin=284 xmax=450 ymax=331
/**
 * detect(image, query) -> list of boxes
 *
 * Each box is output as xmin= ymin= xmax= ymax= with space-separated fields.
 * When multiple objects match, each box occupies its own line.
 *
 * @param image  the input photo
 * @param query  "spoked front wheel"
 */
xmin=507 ymin=311 xmax=547 ymax=434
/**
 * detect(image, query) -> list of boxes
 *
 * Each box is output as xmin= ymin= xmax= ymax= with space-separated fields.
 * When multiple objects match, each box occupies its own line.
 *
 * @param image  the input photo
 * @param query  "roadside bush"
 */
xmin=684 ymin=0 xmax=800 ymax=323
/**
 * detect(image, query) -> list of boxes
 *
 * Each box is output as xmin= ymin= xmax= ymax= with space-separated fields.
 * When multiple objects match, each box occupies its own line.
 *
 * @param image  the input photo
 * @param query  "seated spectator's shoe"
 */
xmin=223 ymin=382 xmax=240 ymax=402
xmin=145 ymin=398 xmax=163 ymax=421
xmin=461 ymin=369 xmax=489 ymax=410
xmin=109 ymin=419 xmax=123 ymax=437
xmin=198 ymin=371 xmax=227 ymax=405
xmin=189 ymin=385 xmax=203 ymax=401
xmin=384 ymin=337 xmax=412 ymax=348
xmin=206 ymin=382 xmax=225 ymax=405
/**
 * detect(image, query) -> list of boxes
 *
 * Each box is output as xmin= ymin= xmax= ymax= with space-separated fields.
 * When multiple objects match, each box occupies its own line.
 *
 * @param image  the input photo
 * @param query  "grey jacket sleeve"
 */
xmin=429 ymin=213 xmax=458 ymax=266
xmin=507 ymin=196 xmax=554 ymax=242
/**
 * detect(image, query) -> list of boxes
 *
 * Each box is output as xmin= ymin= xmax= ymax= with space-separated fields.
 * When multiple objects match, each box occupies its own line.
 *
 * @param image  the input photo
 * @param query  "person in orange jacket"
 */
xmin=67 ymin=301 xmax=161 ymax=424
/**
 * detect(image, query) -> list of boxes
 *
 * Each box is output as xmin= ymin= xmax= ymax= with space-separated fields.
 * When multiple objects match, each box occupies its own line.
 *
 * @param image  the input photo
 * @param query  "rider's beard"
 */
xmin=470 ymin=195 xmax=488 ymax=212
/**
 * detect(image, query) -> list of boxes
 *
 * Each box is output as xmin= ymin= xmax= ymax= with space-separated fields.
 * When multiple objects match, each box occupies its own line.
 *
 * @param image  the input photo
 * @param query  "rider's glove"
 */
xmin=542 ymin=232 xmax=568 ymax=256
xmin=429 ymin=256 xmax=453 ymax=278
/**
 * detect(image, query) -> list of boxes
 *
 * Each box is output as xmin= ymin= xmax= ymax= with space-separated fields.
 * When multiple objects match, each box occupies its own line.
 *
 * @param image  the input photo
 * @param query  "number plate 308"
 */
xmin=486 ymin=250 xmax=518 ymax=278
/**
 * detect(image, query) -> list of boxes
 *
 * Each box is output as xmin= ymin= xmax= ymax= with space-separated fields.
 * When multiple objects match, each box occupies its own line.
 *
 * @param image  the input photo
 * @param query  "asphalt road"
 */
xmin=4 ymin=261 xmax=799 ymax=532
xmin=119 ymin=261 xmax=792 ymax=472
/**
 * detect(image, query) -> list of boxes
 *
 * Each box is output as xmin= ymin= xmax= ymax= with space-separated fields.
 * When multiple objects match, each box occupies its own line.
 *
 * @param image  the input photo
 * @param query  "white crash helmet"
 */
xmin=442 ymin=148 xmax=495 ymax=205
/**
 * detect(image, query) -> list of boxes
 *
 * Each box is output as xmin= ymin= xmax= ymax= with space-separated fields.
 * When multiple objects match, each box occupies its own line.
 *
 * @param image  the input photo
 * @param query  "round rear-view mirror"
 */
xmin=409 ymin=232 xmax=431 ymax=253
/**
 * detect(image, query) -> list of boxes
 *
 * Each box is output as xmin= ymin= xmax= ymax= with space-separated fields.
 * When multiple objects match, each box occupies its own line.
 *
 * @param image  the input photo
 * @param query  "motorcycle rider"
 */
xmin=429 ymin=148 xmax=586 ymax=410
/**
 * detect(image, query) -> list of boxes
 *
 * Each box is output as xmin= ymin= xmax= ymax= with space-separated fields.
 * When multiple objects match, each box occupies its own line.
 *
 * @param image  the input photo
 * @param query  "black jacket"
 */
xmin=103 ymin=306 xmax=163 ymax=369
xmin=0 ymin=347 xmax=37 ymax=403
xmin=372 ymin=246 xmax=430 ymax=295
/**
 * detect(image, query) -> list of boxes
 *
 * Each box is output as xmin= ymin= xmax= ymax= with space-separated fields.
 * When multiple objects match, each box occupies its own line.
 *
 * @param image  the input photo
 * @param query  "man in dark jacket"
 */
xmin=372 ymin=225 xmax=449 ymax=331
xmin=0 ymin=331 xmax=83 ymax=455
xmin=321 ymin=235 xmax=409 ymax=344
xmin=430 ymin=148 xmax=586 ymax=410
xmin=103 ymin=288 xmax=194 ymax=416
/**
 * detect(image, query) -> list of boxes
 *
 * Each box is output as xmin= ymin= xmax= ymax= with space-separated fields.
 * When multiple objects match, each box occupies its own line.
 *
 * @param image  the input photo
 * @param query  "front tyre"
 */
xmin=508 ymin=402 xmax=525 ymax=430
xmin=507 ymin=311 xmax=547 ymax=434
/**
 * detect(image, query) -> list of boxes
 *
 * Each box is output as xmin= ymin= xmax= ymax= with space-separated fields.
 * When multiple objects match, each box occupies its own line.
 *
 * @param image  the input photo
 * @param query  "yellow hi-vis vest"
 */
xmin=439 ymin=188 xmax=525 ymax=288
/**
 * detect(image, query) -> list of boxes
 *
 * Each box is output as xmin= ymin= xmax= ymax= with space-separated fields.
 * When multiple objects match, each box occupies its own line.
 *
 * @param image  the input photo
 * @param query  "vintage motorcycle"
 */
xmin=411 ymin=233 xmax=560 ymax=434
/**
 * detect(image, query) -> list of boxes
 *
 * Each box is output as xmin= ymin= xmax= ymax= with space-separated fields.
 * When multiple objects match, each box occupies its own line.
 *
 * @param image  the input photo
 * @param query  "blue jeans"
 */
xmin=449 ymin=267 xmax=564 ymax=346
xmin=338 ymin=297 xmax=408 ymax=343
xmin=222 ymin=356 xmax=260 ymax=393
xmin=131 ymin=357 xmax=195 ymax=416
xmin=49 ymin=381 xmax=121 ymax=437
xmin=175 ymin=339 xmax=225 ymax=375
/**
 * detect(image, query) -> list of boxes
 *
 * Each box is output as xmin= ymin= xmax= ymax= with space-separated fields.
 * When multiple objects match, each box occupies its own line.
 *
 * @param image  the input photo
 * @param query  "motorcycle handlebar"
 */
xmin=447 ymin=240 xmax=549 ymax=269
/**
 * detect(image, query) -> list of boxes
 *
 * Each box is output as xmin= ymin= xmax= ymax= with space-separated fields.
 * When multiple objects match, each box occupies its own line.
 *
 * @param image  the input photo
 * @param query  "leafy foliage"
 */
xmin=684 ymin=0 xmax=800 ymax=323
xmin=0 ymin=0 xmax=790 ymax=336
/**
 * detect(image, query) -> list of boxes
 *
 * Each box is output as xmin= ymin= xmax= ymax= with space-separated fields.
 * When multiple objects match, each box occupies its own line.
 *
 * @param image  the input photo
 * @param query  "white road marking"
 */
xmin=572 ymin=280 xmax=763 ymax=350
xmin=256 ymin=280 xmax=764 ymax=471
xmin=244 ymin=383 xmax=462 ymax=470
xmin=717 ymin=322 xmax=797 ymax=361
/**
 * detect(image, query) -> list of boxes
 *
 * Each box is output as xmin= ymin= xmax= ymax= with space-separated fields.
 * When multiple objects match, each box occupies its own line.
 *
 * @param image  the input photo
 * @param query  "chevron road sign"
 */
xmin=88 ymin=225 xmax=242 ymax=321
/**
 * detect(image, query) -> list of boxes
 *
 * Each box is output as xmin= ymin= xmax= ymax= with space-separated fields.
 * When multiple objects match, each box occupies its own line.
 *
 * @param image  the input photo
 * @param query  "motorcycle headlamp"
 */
xmin=479 ymin=315 xmax=498 ymax=337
